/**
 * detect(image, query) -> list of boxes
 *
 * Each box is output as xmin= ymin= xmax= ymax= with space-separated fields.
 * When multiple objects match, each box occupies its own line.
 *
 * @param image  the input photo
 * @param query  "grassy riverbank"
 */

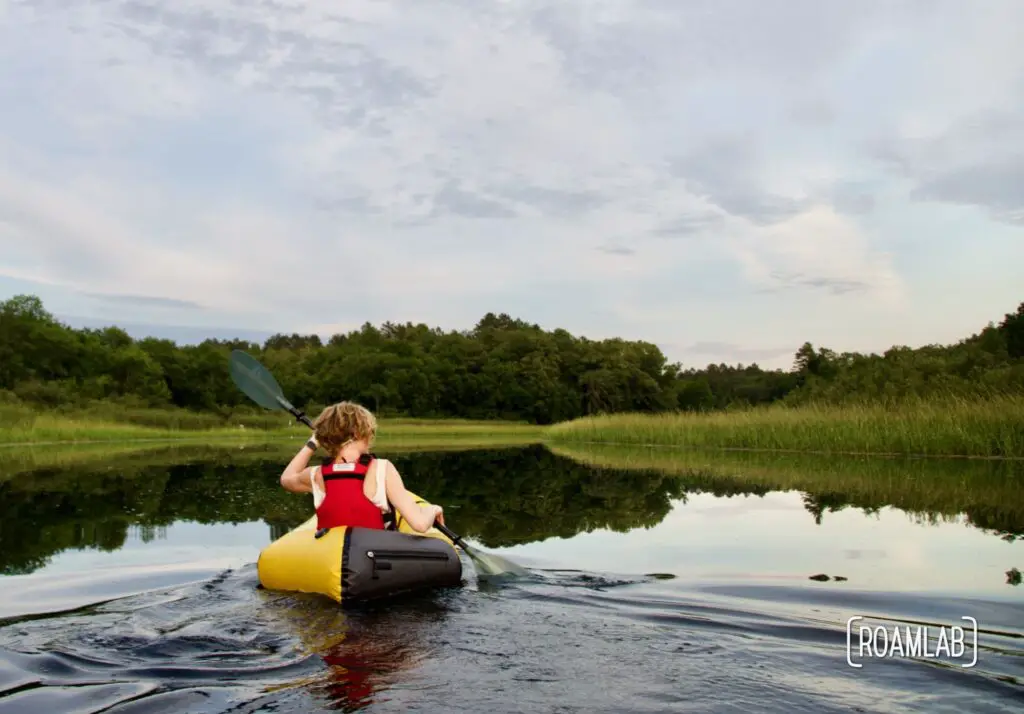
xmin=0 ymin=439 xmax=542 ymax=484
xmin=543 ymin=395 xmax=1024 ymax=458
xmin=6 ymin=394 xmax=1023 ymax=457
xmin=0 ymin=404 xmax=544 ymax=448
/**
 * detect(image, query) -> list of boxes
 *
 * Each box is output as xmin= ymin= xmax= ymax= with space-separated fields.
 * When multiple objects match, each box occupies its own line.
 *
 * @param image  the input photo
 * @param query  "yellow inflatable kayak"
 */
xmin=257 ymin=491 xmax=463 ymax=605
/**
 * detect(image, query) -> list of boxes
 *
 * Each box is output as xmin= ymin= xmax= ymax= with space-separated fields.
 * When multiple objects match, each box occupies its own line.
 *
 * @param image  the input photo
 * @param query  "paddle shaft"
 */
xmin=291 ymin=408 xmax=314 ymax=429
xmin=433 ymin=522 xmax=470 ymax=550
xmin=276 ymin=396 xmax=314 ymax=429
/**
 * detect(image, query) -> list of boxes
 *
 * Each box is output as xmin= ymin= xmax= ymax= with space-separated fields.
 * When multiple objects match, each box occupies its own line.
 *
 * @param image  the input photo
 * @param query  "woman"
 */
xmin=279 ymin=401 xmax=444 ymax=533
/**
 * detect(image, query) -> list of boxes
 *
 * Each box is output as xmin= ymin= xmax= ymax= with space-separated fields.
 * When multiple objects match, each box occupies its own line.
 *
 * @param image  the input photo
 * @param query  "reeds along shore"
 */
xmin=3 ymin=395 xmax=1023 ymax=458
xmin=0 ymin=403 xmax=544 ymax=446
xmin=542 ymin=395 xmax=1024 ymax=458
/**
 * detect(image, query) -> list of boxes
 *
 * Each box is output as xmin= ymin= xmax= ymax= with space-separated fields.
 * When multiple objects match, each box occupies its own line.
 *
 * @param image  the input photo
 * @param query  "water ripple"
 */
xmin=1 ymin=564 xmax=1022 ymax=713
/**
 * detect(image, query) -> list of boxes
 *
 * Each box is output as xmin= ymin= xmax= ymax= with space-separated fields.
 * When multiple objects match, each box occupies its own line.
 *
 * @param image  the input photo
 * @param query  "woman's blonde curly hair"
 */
xmin=312 ymin=401 xmax=377 ymax=456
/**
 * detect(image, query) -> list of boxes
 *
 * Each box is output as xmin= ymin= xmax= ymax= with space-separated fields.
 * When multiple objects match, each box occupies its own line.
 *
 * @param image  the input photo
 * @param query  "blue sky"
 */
xmin=1 ymin=1 xmax=1022 ymax=369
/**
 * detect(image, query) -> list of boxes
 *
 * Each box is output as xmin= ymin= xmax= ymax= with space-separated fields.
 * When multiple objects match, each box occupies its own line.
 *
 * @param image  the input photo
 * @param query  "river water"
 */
xmin=0 ymin=442 xmax=1022 ymax=712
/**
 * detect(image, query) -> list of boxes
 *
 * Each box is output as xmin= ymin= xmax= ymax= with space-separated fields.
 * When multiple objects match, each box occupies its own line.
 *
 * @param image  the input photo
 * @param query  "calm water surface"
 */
xmin=0 ymin=442 xmax=1022 ymax=712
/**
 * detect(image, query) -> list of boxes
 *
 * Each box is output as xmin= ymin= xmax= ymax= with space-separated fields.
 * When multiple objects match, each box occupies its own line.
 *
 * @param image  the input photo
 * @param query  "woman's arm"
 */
xmin=280 ymin=438 xmax=318 ymax=493
xmin=383 ymin=460 xmax=443 ymax=532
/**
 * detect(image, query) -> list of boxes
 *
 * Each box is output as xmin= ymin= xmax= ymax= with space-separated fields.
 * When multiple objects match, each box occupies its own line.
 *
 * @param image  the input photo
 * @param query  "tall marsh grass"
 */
xmin=543 ymin=395 xmax=1024 ymax=458
xmin=0 ymin=403 xmax=545 ymax=446
xmin=0 ymin=401 xmax=292 ymax=432
xmin=0 ymin=436 xmax=543 ymax=484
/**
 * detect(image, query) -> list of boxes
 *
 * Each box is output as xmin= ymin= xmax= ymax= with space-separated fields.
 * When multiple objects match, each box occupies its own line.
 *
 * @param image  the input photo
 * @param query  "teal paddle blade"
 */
xmin=434 ymin=523 xmax=528 ymax=579
xmin=229 ymin=350 xmax=295 ymax=412
xmin=462 ymin=543 xmax=529 ymax=579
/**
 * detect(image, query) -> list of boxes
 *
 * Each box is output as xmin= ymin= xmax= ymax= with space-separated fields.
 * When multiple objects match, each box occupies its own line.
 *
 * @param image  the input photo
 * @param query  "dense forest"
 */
xmin=1 ymin=294 xmax=1022 ymax=424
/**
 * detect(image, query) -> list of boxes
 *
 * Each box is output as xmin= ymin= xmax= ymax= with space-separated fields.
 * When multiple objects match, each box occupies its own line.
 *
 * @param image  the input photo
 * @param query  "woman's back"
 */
xmin=279 ymin=401 xmax=444 ymax=533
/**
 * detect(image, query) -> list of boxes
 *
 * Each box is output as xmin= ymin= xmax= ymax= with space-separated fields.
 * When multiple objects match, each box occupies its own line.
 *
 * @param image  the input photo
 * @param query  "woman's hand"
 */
xmin=433 ymin=505 xmax=445 ymax=527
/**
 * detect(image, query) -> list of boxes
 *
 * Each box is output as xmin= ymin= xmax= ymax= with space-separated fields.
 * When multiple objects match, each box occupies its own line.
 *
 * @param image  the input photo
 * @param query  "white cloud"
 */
xmin=729 ymin=206 xmax=904 ymax=304
xmin=0 ymin=0 xmax=1022 ymax=366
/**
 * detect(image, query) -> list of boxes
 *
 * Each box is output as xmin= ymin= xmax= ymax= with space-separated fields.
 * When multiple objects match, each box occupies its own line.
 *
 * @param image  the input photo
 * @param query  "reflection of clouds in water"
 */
xmin=842 ymin=549 xmax=887 ymax=560
xmin=494 ymin=489 xmax=1023 ymax=594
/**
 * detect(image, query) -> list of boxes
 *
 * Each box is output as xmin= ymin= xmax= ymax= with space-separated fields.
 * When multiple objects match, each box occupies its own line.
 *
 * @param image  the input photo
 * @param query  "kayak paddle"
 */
xmin=228 ymin=349 xmax=528 ymax=580
xmin=430 ymin=522 xmax=528 ymax=578
xmin=229 ymin=349 xmax=314 ymax=427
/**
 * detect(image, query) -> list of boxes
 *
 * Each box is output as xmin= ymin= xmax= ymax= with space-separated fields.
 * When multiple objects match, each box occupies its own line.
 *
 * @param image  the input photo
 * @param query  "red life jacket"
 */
xmin=315 ymin=454 xmax=387 ymax=531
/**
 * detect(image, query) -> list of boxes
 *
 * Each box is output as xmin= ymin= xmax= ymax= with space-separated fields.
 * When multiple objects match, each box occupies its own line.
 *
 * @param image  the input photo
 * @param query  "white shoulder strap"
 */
xmin=373 ymin=458 xmax=391 ymax=512
xmin=310 ymin=465 xmax=325 ymax=508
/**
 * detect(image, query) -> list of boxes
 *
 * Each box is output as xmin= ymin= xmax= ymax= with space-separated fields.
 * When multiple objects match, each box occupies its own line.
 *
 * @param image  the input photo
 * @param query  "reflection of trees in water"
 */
xmin=131 ymin=524 xmax=169 ymax=543
xmin=3 ymin=444 xmax=1023 ymax=576
xmin=0 ymin=459 xmax=313 ymax=575
xmin=267 ymin=520 xmax=302 ymax=542
xmin=791 ymin=493 xmax=1024 ymax=545
xmin=800 ymin=492 xmax=853 ymax=525
xmin=552 ymin=444 xmax=1024 ymax=544
xmin=388 ymin=445 xmax=690 ymax=548
xmin=794 ymin=489 xmax=1024 ymax=542
xmin=963 ymin=507 xmax=1022 ymax=543
xmin=789 ymin=484 xmax=1024 ymax=541
xmin=0 ymin=445 xmax=691 ymax=573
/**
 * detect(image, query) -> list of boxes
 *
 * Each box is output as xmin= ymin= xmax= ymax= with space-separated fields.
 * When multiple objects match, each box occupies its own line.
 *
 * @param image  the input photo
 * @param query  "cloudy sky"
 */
xmin=1 ymin=0 xmax=1022 ymax=369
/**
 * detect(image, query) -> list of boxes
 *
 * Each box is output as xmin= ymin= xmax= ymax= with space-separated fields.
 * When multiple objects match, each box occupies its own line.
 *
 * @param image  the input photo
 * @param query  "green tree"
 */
xmin=1 ymin=293 xmax=1022 ymax=423
xmin=1000 ymin=302 xmax=1024 ymax=359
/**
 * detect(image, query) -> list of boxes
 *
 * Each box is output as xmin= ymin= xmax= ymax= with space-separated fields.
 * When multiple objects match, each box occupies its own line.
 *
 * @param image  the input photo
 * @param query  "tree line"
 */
xmin=1 ymin=293 xmax=1022 ymax=423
